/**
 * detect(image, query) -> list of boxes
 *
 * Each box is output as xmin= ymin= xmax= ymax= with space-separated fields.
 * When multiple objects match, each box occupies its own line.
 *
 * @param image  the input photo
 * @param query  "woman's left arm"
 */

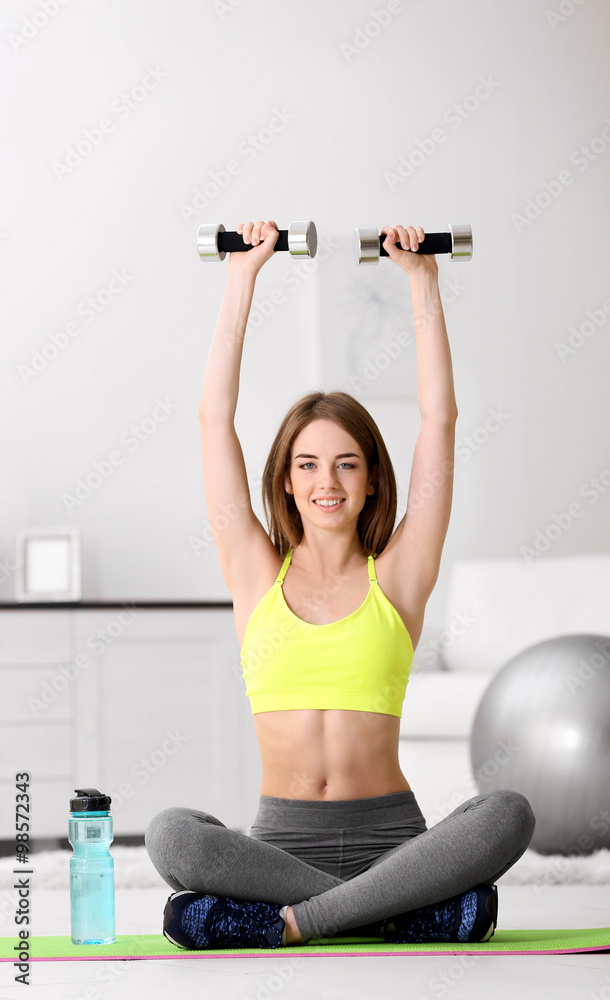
xmin=382 ymin=224 xmax=458 ymax=420
xmin=381 ymin=224 xmax=458 ymax=605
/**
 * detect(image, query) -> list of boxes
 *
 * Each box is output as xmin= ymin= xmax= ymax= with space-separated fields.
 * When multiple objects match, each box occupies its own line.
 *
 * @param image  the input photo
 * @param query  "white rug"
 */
xmin=2 ymin=845 xmax=610 ymax=889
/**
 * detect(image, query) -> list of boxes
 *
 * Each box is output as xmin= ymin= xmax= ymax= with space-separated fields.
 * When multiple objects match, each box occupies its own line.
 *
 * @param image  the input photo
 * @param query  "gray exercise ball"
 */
xmin=470 ymin=634 xmax=610 ymax=856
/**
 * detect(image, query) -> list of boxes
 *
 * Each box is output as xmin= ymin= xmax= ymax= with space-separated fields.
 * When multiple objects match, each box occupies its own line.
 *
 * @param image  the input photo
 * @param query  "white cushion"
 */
xmin=442 ymin=554 xmax=610 ymax=671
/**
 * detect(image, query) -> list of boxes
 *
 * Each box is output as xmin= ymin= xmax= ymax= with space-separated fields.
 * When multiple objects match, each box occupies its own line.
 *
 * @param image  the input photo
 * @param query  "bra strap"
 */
xmin=368 ymin=553 xmax=377 ymax=583
xmin=276 ymin=548 xmax=293 ymax=585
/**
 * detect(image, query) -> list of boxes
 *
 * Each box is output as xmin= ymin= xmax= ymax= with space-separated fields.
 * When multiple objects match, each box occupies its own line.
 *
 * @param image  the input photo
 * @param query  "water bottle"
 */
xmin=68 ymin=788 xmax=115 ymax=945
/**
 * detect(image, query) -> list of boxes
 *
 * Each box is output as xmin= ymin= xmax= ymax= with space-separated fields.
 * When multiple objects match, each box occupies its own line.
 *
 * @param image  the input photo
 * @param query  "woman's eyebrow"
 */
xmin=294 ymin=452 xmax=360 ymax=459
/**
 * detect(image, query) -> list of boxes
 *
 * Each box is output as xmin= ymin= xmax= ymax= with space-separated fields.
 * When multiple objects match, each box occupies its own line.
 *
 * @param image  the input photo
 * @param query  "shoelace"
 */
xmin=204 ymin=897 xmax=282 ymax=948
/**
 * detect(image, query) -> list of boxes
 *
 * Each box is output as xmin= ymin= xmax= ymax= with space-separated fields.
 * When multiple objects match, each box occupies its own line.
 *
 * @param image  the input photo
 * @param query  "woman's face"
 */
xmin=285 ymin=419 xmax=376 ymax=527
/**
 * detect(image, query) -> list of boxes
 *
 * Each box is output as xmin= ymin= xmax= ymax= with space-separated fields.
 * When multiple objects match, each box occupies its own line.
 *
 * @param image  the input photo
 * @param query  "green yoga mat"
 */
xmin=1 ymin=929 xmax=609 ymax=959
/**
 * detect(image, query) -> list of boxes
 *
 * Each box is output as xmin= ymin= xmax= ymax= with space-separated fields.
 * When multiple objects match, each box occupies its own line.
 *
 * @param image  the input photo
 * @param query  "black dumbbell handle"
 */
xmin=379 ymin=231 xmax=452 ymax=256
xmin=218 ymin=229 xmax=291 ymax=253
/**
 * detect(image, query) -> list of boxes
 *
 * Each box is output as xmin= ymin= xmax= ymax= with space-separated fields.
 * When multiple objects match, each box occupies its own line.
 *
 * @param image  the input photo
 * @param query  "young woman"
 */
xmin=145 ymin=219 xmax=535 ymax=950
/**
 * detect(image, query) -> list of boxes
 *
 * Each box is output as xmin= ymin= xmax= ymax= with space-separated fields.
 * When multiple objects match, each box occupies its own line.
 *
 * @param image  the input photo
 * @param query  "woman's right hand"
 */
xmin=228 ymin=219 xmax=280 ymax=279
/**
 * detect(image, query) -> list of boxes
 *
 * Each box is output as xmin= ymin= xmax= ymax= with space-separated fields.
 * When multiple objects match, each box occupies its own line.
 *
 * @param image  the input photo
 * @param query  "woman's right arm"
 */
xmin=198 ymin=220 xmax=279 ymax=422
xmin=197 ymin=221 xmax=280 ymax=593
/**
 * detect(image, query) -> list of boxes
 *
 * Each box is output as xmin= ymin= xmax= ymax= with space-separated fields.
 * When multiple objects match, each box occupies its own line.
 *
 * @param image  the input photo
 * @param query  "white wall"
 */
xmin=2 ymin=0 xmax=610 ymax=624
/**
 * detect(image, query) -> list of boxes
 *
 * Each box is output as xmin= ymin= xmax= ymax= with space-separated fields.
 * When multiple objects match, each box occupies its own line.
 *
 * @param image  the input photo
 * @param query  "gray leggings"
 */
xmin=145 ymin=788 xmax=535 ymax=941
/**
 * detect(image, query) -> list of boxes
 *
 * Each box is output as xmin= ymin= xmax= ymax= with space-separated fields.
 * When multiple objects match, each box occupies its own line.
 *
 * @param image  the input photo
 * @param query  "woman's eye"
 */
xmin=299 ymin=463 xmax=354 ymax=470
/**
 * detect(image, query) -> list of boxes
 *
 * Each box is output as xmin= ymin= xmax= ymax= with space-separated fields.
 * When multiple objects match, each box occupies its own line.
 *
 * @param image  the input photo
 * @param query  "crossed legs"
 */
xmin=145 ymin=788 xmax=535 ymax=943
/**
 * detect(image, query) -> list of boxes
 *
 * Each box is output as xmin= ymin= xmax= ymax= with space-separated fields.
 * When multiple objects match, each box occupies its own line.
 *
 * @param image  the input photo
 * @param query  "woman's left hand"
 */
xmin=380 ymin=224 xmax=438 ymax=278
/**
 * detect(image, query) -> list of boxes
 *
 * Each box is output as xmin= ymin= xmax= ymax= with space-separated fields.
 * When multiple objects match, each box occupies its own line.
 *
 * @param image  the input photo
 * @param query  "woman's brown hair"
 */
xmin=261 ymin=390 xmax=398 ymax=558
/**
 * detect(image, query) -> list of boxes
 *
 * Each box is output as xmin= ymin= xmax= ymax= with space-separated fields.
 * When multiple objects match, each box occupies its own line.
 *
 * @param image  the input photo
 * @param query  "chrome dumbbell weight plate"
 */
xmin=197 ymin=224 xmax=227 ymax=261
xmin=287 ymin=220 xmax=317 ymax=258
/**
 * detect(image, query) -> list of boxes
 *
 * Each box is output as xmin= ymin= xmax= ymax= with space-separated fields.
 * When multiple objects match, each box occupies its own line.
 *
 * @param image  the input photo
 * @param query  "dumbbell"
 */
xmin=354 ymin=223 xmax=473 ymax=264
xmin=197 ymin=221 xmax=317 ymax=261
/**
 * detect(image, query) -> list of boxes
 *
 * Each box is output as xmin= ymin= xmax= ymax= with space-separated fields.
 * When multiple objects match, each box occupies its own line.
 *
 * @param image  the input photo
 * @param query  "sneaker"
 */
xmin=163 ymin=889 xmax=286 ymax=950
xmin=377 ymin=883 xmax=498 ymax=944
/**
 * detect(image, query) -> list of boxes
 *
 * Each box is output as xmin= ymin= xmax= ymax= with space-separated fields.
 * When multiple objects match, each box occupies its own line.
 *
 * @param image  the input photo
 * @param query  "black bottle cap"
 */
xmin=70 ymin=788 xmax=112 ymax=812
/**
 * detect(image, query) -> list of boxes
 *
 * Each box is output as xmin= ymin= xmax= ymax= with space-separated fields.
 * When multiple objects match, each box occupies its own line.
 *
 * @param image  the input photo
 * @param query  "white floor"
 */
xmin=0 ymin=886 xmax=609 ymax=999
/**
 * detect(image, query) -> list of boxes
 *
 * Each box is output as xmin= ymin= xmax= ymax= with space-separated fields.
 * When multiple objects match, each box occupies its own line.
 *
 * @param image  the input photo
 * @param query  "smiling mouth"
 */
xmin=313 ymin=498 xmax=346 ymax=507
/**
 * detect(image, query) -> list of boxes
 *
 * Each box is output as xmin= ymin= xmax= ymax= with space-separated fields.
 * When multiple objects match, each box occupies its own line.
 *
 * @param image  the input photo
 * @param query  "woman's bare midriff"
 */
xmin=253 ymin=708 xmax=411 ymax=800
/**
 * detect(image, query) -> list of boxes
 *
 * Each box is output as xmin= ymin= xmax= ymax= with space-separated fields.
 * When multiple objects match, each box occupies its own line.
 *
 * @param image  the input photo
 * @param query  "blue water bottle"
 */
xmin=68 ymin=788 xmax=116 ymax=945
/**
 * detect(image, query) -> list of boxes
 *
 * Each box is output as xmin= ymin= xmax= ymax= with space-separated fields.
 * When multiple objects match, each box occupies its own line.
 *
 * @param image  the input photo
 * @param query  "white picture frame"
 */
xmin=14 ymin=527 xmax=82 ymax=603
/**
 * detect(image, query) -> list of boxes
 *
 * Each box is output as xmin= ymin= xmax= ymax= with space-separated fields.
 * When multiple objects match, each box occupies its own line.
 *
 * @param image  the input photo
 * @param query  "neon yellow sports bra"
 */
xmin=240 ymin=548 xmax=414 ymax=717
